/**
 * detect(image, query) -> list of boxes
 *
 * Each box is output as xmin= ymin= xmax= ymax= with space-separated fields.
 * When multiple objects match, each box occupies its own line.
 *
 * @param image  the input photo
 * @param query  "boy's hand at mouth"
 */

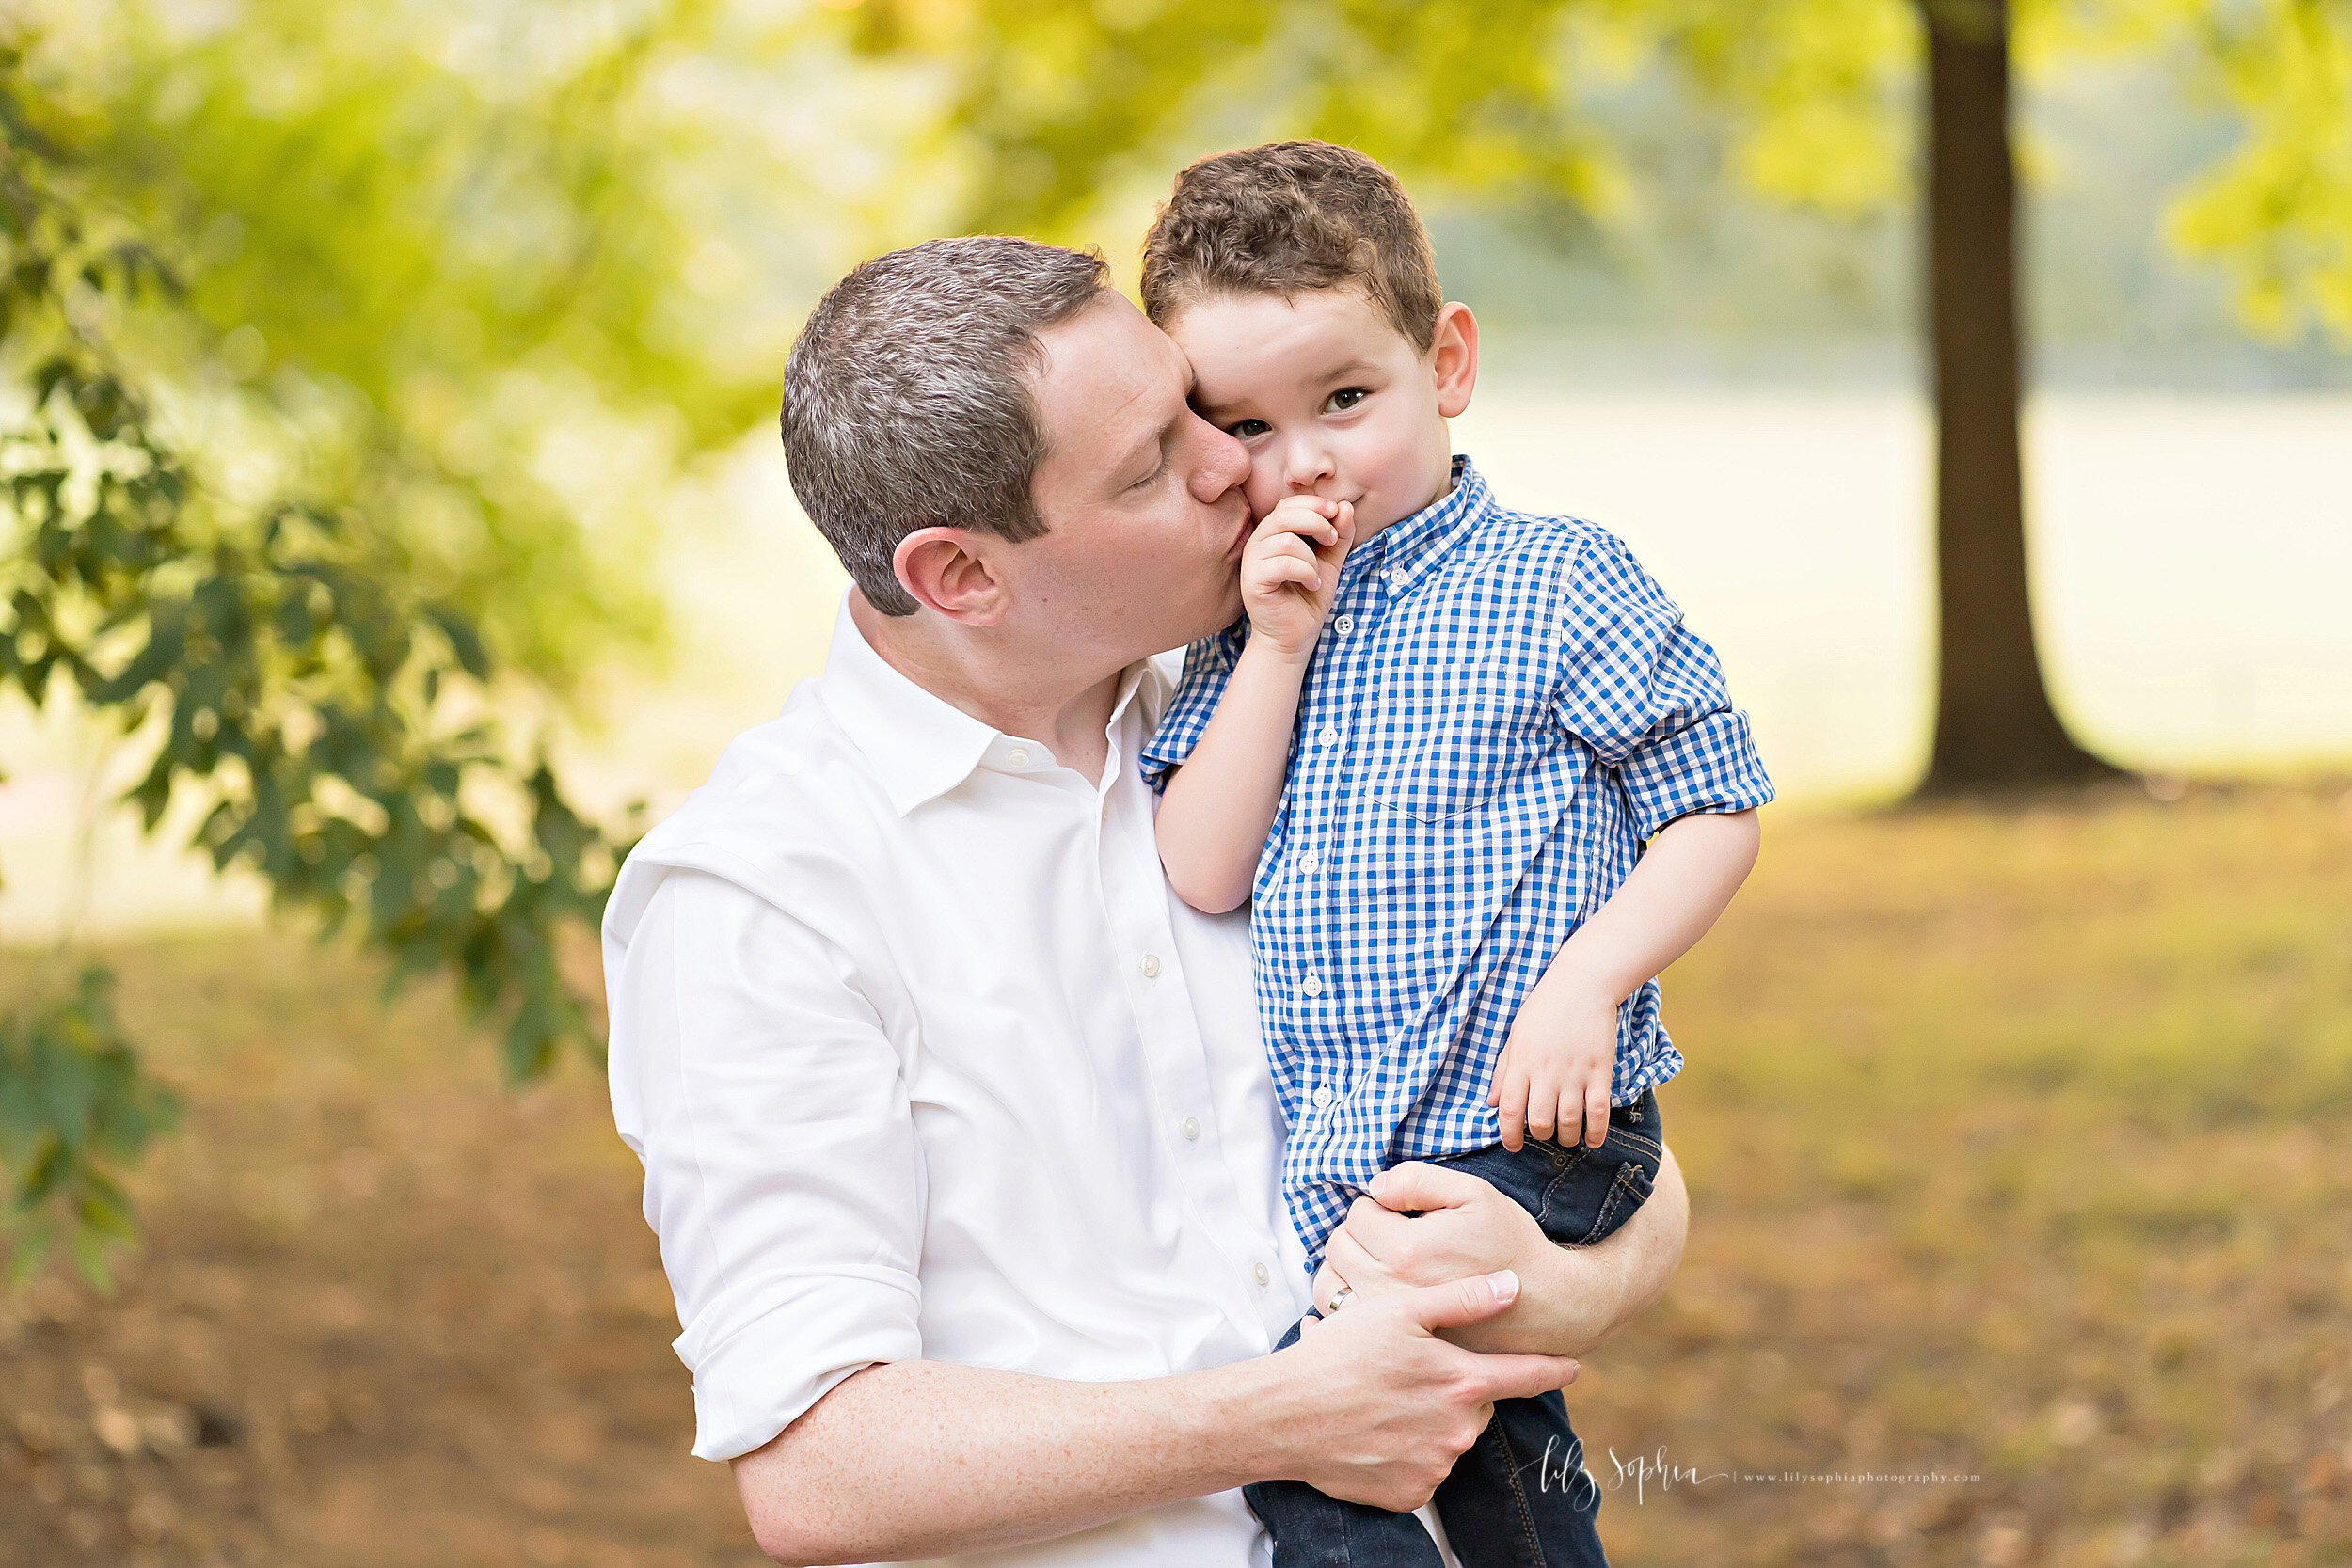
xmin=1242 ymin=495 xmax=1354 ymax=662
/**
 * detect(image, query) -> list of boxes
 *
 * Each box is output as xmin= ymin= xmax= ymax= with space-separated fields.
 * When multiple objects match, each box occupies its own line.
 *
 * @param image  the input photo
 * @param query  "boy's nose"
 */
xmin=1283 ymin=439 xmax=1335 ymax=493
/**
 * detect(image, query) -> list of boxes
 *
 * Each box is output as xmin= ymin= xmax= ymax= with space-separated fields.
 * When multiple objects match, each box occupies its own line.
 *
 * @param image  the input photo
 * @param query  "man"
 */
xmin=603 ymin=235 xmax=1690 ymax=1567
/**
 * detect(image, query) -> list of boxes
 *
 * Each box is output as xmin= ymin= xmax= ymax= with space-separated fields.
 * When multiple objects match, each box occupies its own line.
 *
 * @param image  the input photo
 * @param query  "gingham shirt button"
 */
xmin=1299 ymin=974 xmax=1324 ymax=997
xmin=1386 ymin=567 xmax=1406 ymax=588
xmin=1315 ymin=726 xmax=1340 ymax=748
xmin=1297 ymin=850 xmax=1322 ymax=873
xmin=1311 ymin=1085 xmax=1335 ymax=1108
xmin=1333 ymin=614 xmax=1354 ymax=635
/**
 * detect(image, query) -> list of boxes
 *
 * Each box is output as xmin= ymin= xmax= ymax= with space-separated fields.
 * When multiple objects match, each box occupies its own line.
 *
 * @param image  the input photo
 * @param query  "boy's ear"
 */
xmin=1430 ymin=301 xmax=1479 ymax=419
xmin=894 ymin=527 xmax=1010 ymax=625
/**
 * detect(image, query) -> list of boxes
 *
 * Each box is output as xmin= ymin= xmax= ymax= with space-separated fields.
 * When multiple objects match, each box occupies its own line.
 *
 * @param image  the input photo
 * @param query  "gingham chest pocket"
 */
xmin=1369 ymin=658 xmax=1547 ymax=826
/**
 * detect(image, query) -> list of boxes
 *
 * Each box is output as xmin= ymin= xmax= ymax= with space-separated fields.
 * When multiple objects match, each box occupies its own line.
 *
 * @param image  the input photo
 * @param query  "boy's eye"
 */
xmin=1326 ymin=388 xmax=1368 ymax=413
xmin=1227 ymin=418 xmax=1271 ymax=440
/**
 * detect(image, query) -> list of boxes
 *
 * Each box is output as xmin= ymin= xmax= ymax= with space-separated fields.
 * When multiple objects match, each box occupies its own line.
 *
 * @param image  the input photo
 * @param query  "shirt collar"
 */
xmin=816 ymin=596 xmax=1163 ymax=816
xmin=1347 ymin=454 xmax=1492 ymax=594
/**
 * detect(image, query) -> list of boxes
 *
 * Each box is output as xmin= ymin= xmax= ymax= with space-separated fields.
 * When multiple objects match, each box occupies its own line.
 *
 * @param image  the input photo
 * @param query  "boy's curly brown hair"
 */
xmin=1140 ymin=141 xmax=1441 ymax=351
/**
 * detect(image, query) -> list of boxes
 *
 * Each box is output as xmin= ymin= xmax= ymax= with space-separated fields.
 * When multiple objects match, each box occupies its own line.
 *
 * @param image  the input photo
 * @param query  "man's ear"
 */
xmin=893 ymin=527 xmax=1009 ymax=625
xmin=1430 ymin=302 xmax=1479 ymax=420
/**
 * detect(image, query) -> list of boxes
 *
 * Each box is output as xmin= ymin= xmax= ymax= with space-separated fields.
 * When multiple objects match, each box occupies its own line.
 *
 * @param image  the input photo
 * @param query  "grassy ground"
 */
xmin=2 ymin=781 xmax=2348 ymax=1568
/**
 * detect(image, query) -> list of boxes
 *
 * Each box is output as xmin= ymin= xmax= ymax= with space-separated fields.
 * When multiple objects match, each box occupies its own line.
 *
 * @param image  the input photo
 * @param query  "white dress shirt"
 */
xmin=607 ymin=604 xmax=1464 ymax=1567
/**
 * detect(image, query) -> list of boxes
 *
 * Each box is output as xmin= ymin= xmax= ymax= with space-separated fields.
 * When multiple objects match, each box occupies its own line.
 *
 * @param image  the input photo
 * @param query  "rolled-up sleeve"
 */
xmin=1554 ymin=529 xmax=1775 ymax=841
xmin=1137 ymin=622 xmax=1247 ymax=791
xmin=608 ymin=867 xmax=924 ymax=1462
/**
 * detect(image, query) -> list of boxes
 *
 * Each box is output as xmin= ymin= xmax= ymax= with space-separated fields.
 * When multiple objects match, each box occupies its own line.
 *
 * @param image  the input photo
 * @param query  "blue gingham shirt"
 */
xmin=1141 ymin=457 xmax=1773 ymax=1267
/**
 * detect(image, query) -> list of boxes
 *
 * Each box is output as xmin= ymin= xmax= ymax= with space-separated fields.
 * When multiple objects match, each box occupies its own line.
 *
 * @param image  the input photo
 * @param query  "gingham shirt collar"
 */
xmin=1342 ymin=454 xmax=1490 ymax=596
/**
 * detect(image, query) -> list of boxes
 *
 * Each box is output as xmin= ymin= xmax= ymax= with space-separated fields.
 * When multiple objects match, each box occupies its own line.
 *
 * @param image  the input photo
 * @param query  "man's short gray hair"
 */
xmin=781 ymin=236 xmax=1110 ymax=615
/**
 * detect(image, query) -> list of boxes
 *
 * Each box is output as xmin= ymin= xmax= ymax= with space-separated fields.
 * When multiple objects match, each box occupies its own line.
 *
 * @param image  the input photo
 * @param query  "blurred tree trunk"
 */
xmin=1918 ymin=0 xmax=2120 ymax=792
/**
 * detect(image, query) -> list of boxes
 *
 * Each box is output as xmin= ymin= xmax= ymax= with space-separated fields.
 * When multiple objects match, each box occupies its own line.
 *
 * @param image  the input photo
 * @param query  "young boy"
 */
xmin=1139 ymin=142 xmax=1774 ymax=1567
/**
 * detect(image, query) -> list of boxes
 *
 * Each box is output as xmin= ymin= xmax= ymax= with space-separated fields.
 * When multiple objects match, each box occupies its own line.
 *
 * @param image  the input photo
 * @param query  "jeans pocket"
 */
xmin=1576 ymin=1159 xmax=1655 ymax=1246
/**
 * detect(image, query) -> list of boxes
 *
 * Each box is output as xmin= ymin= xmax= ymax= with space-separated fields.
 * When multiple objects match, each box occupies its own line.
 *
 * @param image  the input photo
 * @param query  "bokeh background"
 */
xmin=1 ymin=1 xmax=2347 ymax=1565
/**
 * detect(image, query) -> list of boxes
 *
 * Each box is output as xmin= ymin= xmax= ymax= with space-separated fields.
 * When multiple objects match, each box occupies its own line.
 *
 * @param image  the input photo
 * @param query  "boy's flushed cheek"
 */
xmin=1243 ymin=461 xmax=1290 ymax=521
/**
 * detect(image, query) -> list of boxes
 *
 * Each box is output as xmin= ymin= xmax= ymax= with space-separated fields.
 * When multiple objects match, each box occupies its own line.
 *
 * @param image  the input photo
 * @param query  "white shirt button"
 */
xmin=1006 ymin=747 xmax=1030 ymax=768
xmin=1138 ymin=953 xmax=1161 ymax=979
xmin=1252 ymin=1262 xmax=1272 ymax=1286
xmin=1180 ymin=1116 xmax=1200 ymax=1141
xmin=1311 ymin=1085 xmax=1335 ymax=1109
xmin=1299 ymin=974 xmax=1324 ymax=998
xmin=1333 ymin=614 xmax=1354 ymax=635
xmin=1315 ymin=726 xmax=1340 ymax=748
xmin=1297 ymin=850 xmax=1322 ymax=874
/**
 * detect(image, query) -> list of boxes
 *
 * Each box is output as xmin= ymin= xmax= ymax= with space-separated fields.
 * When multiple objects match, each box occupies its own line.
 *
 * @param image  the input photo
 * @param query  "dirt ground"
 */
xmin=5 ymin=780 xmax=2350 ymax=1567
xmin=0 ymin=932 xmax=756 ymax=1568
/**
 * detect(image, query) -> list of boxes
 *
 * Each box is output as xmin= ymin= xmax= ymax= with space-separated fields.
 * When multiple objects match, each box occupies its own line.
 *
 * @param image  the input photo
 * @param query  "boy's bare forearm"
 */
xmin=734 ymin=1356 xmax=1284 ymax=1564
xmin=1541 ymin=808 xmax=1761 ymax=1003
xmin=1155 ymin=641 xmax=1314 ymax=913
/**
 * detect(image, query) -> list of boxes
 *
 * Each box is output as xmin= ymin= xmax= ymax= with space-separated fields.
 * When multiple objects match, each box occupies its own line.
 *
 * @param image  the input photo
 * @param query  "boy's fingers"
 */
xmin=1273 ymin=495 xmax=1339 ymax=520
xmin=1524 ymin=1081 xmax=1558 ymax=1144
xmin=1496 ymin=1099 xmax=1526 ymax=1152
xmin=1486 ymin=1044 xmax=1513 ymax=1105
xmin=1249 ymin=535 xmax=1317 ymax=573
xmin=1266 ymin=515 xmax=1339 ymax=546
xmin=1584 ymin=1081 xmax=1611 ymax=1148
xmin=1250 ymin=559 xmax=1320 ymax=594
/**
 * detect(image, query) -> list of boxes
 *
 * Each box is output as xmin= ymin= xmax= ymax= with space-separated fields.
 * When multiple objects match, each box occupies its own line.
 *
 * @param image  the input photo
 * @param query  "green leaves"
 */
xmin=2166 ymin=0 xmax=2352 ymax=341
xmin=0 ymin=968 xmax=182 ymax=1292
xmin=0 ymin=49 xmax=628 ymax=1289
xmin=838 ymin=0 xmax=2351 ymax=345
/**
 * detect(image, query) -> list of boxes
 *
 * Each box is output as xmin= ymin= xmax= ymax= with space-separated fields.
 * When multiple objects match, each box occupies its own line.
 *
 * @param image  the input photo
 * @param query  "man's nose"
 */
xmin=1188 ymin=414 xmax=1251 ymax=502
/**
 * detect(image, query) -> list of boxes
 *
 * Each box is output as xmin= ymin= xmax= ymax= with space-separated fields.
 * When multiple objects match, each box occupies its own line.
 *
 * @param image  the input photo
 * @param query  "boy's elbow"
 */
xmin=1168 ymin=867 xmax=1248 ymax=916
xmin=1160 ymin=847 xmax=1249 ymax=915
xmin=1732 ymin=805 xmax=1762 ymax=861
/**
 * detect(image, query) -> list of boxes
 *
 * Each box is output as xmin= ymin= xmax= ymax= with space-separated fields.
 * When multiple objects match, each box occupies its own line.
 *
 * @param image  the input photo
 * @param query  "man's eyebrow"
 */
xmin=1111 ymin=408 xmax=1178 ymax=486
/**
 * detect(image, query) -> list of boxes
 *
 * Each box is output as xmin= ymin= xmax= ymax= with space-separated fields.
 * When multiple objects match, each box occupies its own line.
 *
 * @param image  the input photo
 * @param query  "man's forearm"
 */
xmin=734 ymin=1268 xmax=1581 ymax=1564
xmin=735 ymin=1355 xmax=1286 ymax=1565
xmin=1437 ymin=1147 xmax=1690 ymax=1360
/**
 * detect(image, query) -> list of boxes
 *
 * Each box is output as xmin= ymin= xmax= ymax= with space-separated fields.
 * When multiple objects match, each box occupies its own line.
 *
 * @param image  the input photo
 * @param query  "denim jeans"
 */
xmin=1243 ymin=1090 xmax=1664 ymax=1568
